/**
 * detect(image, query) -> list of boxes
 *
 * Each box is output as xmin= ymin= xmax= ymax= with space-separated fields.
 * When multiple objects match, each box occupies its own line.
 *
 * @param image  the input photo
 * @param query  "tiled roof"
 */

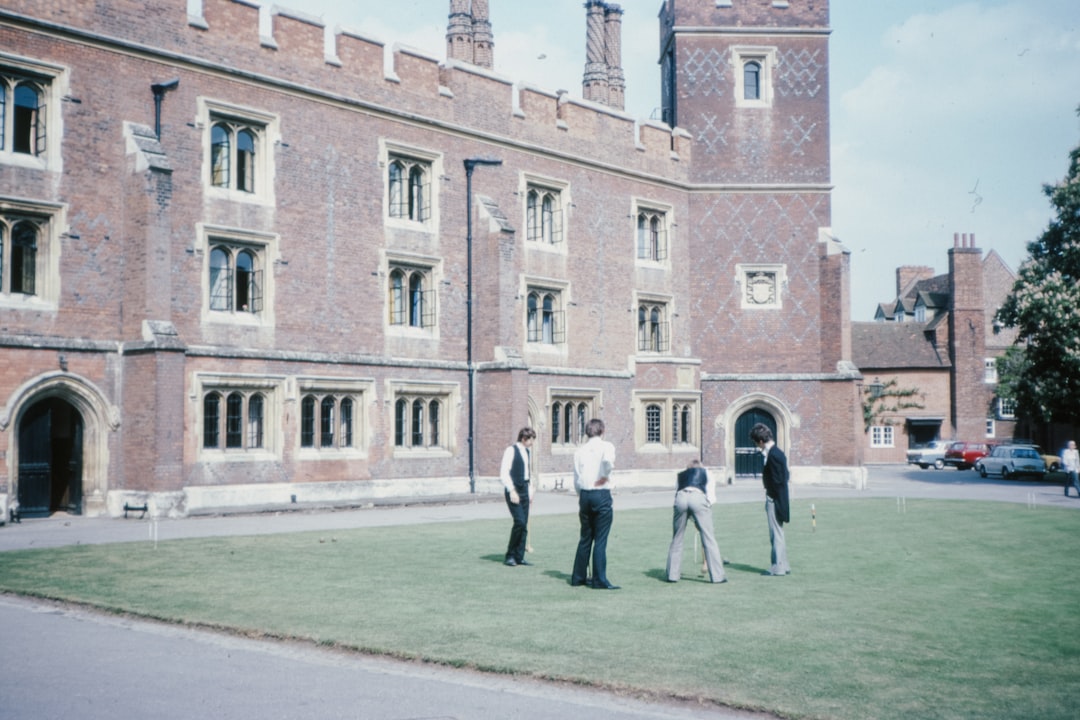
xmin=851 ymin=321 xmax=951 ymax=370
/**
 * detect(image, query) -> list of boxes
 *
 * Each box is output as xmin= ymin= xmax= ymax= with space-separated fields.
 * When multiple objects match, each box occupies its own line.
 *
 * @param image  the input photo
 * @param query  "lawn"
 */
xmin=1 ymin=498 xmax=1078 ymax=720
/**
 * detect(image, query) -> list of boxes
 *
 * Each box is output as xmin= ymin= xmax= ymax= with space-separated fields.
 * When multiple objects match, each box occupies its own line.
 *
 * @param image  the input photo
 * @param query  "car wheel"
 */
xmin=933 ymin=459 xmax=945 ymax=470
xmin=1002 ymin=466 xmax=1011 ymax=480
xmin=978 ymin=464 xmax=987 ymax=478
xmin=1050 ymin=462 xmax=1060 ymax=472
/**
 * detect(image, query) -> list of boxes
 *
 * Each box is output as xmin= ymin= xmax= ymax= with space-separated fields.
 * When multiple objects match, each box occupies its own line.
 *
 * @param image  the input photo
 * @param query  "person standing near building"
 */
xmin=500 ymin=427 xmax=537 ymax=566
xmin=665 ymin=460 xmax=727 ymax=584
xmin=570 ymin=418 xmax=619 ymax=589
xmin=1062 ymin=440 xmax=1080 ymax=498
xmin=750 ymin=423 xmax=790 ymax=576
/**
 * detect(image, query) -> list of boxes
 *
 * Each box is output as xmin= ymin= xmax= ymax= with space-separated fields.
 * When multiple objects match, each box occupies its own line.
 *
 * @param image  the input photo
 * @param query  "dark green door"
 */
xmin=734 ymin=408 xmax=777 ymax=477
xmin=17 ymin=398 xmax=84 ymax=517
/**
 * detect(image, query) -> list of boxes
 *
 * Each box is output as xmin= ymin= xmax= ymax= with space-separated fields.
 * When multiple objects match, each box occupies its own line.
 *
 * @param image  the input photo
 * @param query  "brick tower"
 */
xmin=657 ymin=1 xmax=857 ymax=472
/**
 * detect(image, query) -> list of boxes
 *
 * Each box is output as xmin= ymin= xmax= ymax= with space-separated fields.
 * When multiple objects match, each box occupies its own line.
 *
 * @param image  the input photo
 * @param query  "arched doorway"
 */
xmin=734 ymin=408 xmax=776 ymax=477
xmin=18 ymin=397 xmax=84 ymax=517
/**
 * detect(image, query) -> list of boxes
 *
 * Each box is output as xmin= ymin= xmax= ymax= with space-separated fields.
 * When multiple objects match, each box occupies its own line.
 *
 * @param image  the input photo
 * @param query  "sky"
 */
xmin=262 ymin=0 xmax=1080 ymax=320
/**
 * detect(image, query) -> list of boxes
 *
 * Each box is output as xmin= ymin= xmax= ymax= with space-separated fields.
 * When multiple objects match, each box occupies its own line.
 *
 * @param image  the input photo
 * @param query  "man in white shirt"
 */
xmin=500 ymin=427 xmax=537 ymax=566
xmin=1062 ymin=440 xmax=1079 ymax=498
xmin=570 ymin=418 xmax=619 ymax=589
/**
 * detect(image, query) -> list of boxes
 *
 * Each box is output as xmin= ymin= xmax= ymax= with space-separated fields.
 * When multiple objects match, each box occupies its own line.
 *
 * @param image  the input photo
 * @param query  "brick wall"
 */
xmin=0 ymin=0 xmax=855 ymax=515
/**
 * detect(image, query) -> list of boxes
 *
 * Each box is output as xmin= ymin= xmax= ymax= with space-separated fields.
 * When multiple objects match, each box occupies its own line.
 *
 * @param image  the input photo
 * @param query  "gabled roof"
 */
xmin=913 ymin=290 xmax=949 ymax=310
xmin=908 ymin=274 xmax=950 ymax=298
xmin=851 ymin=321 xmax=951 ymax=370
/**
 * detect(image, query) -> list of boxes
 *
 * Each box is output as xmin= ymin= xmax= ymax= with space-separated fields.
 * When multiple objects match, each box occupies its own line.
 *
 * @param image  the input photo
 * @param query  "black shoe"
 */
xmin=570 ymin=579 xmax=588 ymax=587
xmin=518 ymin=559 xmax=533 ymax=566
xmin=504 ymin=558 xmax=518 ymax=566
xmin=592 ymin=581 xmax=620 ymax=590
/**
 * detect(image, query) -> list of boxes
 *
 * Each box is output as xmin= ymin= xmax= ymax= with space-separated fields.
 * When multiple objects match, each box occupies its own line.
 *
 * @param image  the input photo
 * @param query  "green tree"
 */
xmin=997 ymin=120 xmax=1080 ymax=424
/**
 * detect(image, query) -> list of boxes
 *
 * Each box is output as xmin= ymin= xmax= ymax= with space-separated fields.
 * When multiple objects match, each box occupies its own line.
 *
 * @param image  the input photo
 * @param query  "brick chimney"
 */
xmin=471 ymin=0 xmax=494 ymax=69
xmin=948 ymin=232 xmax=990 ymax=441
xmin=604 ymin=4 xmax=625 ymax=110
xmin=896 ymin=265 xmax=934 ymax=299
xmin=583 ymin=1 xmax=610 ymax=105
xmin=446 ymin=0 xmax=493 ymax=69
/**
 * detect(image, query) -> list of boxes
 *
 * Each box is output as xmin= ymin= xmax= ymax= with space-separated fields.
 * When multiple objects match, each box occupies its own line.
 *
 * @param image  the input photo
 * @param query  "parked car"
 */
xmin=906 ymin=440 xmax=950 ymax=470
xmin=943 ymin=441 xmax=994 ymax=470
xmin=1012 ymin=441 xmax=1062 ymax=472
xmin=974 ymin=445 xmax=1047 ymax=479
xmin=1033 ymin=447 xmax=1062 ymax=472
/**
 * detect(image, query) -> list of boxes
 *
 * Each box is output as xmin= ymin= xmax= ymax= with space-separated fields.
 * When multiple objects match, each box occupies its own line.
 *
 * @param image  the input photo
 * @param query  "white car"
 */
xmin=975 ymin=445 xmax=1047 ymax=480
xmin=906 ymin=440 xmax=950 ymax=470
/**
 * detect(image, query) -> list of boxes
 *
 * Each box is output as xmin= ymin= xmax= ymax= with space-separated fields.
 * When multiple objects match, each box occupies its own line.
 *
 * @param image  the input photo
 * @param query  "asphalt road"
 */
xmin=1 ymin=464 xmax=1075 ymax=720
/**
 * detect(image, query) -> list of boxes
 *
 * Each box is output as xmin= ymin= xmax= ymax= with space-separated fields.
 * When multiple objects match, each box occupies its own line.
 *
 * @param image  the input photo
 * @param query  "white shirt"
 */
xmin=573 ymin=436 xmax=615 ymax=491
xmin=499 ymin=442 xmax=531 ymax=493
xmin=1063 ymin=447 xmax=1079 ymax=473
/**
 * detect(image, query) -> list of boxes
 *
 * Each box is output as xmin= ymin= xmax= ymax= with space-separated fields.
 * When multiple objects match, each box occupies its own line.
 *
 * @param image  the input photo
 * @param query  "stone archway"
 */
xmin=722 ymin=393 xmax=795 ymax=477
xmin=2 ymin=372 xmax=119 ymax=517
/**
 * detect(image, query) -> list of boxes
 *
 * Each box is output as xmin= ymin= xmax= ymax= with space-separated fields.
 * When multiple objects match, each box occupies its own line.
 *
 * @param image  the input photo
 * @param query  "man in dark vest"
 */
xmin=499 ymin=427 xmax=537 ymax=566
xmin=750 ymin=423 xmax=791 ymax=576
xmin=665 ymin=460 xmax=727 ymax=583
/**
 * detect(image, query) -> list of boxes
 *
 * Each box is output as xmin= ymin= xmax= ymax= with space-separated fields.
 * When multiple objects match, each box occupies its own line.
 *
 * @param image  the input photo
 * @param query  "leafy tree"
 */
xmin=997 ymin=121 xmax=1080 ymax=424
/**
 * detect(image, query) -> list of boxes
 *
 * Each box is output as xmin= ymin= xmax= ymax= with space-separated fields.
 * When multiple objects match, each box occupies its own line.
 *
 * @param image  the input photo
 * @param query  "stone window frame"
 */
xmin=633 ymin=391 xmax=701 ymax=452
xmin=295 ymin=376 xmax=373 ymax=459
xmin=199 ymin=98 xmax=279 ymax=206
xmin=388 ymin=379 xmax=458 ymax=458
xmin=197 ymin=224 xmax=278 ymax=326
xmin=194 ymin=372 xmax=285 ymax=462
xmin=523 ymin=276 xmax=570 ymax=350
xmin=381 ymin=140 xmax=442 ymax=233
xmin=0 ymin=53 xmax=65 ymax=171
xmin=521 ymin=172 xmax=569 ymax=252
xmin=0 ymin=197 xmax=65 ymax=310
xmin=635 ymin=292 xmax=673 ymax=355
xmin=632 ymin=198 xmax=673 ymax=267
xmin=736 ymin=263 xmax=788 ymax=310
xmin=549 ymin=388 xmax=602 ymax=453
xmin=732 ymin=46 xmax=777 ymax=108
xmin=385 ymin=251 xmax=441 ymax=337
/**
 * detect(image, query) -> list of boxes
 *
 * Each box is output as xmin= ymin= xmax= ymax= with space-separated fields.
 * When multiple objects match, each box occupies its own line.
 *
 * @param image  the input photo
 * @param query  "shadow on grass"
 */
xmin=724 ymin=561 xmax=769 ymax=576
xmin=541 ymin=569 xmax=578 ymax=586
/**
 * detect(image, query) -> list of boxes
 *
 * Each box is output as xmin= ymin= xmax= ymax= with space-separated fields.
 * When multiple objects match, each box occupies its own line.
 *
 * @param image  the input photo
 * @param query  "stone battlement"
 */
xmin=0 ymin=0 xmax=690 ymax=175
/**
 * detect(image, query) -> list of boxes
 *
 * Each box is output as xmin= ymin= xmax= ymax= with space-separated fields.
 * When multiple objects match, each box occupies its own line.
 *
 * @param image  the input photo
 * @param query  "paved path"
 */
xmin=2 ymin=464 xmax=1074 ymax=552
xmin=1 ymin=465 xmax=1075 ymax=720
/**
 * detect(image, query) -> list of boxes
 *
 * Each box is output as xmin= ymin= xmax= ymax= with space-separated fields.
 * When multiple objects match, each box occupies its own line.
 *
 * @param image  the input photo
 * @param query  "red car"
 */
xmin=943 ymin=441 xmax=994 ymax=470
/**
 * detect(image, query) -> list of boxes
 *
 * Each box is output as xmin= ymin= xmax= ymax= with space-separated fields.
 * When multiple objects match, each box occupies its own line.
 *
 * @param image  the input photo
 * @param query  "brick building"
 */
xmin=854 ymin=233 xmax=1019 ymax=463
xmin=0 ymin=0 xmax=860 ymax=519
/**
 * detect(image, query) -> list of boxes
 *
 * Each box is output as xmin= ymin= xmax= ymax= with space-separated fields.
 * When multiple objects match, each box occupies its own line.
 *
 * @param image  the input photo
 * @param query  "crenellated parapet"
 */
xmin=0 ymin=0 xmax=687 ymax=177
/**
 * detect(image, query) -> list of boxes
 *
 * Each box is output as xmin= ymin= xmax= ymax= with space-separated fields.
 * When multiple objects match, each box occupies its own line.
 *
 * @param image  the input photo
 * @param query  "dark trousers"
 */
xmin=572 ymin=489 xmax=613 ymax=584
xmin=504 ymin=486 xmax=530 ymax=562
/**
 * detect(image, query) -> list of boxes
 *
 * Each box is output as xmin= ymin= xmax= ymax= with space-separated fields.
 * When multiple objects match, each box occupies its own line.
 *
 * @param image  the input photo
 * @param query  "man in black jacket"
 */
xmin=750 ymin=423 xmax=790 ymax=576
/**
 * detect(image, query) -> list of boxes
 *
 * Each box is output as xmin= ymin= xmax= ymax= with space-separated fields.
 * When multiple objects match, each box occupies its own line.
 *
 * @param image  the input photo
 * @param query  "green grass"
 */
xmin=2 ymin=498 xmax=1078 ymax=720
